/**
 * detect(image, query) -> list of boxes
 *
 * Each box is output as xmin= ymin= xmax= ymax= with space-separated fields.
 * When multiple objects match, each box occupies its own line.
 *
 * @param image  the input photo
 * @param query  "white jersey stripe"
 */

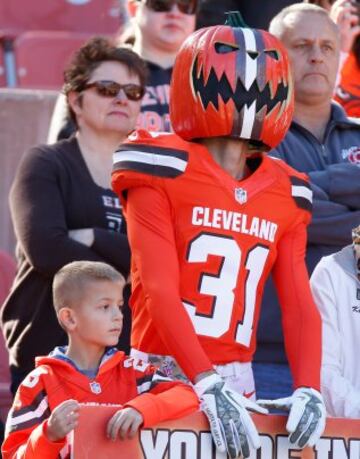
xmin=9 ymin=396 xmax=49 ymax=428
xmin=243 ymin=28 xmax=257 ymax=91
xmin=113 ymin=150 xmax=187 ymax=172
xmin=240 ymin=100 xmax=257 ymax=139
xmin=292 ymin=185 xmax=313 ymax=203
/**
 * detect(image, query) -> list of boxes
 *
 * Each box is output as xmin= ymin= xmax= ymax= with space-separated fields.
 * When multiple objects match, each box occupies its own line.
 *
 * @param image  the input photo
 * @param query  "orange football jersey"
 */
xmin=112 ymin=131 xmax=321 ymax=389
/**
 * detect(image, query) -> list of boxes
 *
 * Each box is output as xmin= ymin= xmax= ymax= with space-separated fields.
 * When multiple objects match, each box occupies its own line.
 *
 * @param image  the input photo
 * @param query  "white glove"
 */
xmin=194 ymin=374 xmax=268 ymax=458
xmin=257 ymin=387 xmax=326 ymax=448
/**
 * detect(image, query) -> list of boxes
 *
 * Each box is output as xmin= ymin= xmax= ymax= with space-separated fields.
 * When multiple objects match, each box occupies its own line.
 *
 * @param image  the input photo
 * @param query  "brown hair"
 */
xmin=63 ymin=36 xmax=148 ymax=125
xmin=53 ymin=260 xmax=124 ymax=312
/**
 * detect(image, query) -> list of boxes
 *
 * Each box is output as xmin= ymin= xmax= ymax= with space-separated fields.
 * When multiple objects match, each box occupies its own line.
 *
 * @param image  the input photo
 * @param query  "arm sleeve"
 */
xmin=272 ymin=221 xmax=322 ymax=390
xmin=310 ymin=263 xmax=360 ymax=418
xmin=126 ymin=368 xmax=199 ymax=427
xmin=9 ymin=147 xmax=127 ymax=277
xmin=271 ymin=146 xmax=360 ymax=245
xmin=92 ymin=230 xmax=130 ymax=276
xmin=125 ymin=186 xmax=214 ymax=381
xmin=308 ymin=196 xmax=360 ymax=246
xmin=2 ymin=380 xmax=66 ymax=459
xmin=309 ymin=163 xmax=360 ymax=209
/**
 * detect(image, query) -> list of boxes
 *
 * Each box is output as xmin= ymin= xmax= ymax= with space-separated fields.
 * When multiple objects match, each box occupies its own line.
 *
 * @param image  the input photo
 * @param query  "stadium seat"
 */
xmin=0 ymin=0 xmax=121 ymax=37
xmin=14 ymin=31 xmax=93 ymax=89
xmin=0 ymin=251 xmax=16 ymax=422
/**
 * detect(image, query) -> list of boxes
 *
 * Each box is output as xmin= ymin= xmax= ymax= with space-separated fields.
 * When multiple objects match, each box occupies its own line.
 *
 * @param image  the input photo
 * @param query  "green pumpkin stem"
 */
xmin=224 ymin=11 xmax=248 ymax=28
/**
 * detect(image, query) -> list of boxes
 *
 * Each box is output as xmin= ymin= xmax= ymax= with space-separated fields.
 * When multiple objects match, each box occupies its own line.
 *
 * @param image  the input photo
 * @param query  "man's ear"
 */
xmin=67 ymin=91 xmax=82 ymax=117
xmin=58 ymin=307 xmax=77 ymax=331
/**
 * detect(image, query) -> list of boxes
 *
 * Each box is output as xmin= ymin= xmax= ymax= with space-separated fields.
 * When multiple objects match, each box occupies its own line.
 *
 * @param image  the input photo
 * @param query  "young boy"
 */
xmin=2 ymin=261 xmax=199 ymax=458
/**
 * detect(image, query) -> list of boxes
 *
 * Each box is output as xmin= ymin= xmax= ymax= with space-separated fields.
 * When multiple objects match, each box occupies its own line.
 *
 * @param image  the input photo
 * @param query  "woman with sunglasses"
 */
xmin=47 ymin=0 xmax=197 ymax=142
xmin=1 ymin=37 xmax=148 ymax=395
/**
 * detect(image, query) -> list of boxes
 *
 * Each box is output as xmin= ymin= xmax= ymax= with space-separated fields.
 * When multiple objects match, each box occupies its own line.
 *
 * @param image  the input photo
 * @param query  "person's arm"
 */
xmin=125 ymin=186 xmax=213 ymax=382
xmin=68 ymin=228 xmax=130 ymax=276
xmin=272 ymin=221 xmax=322 ymax=390
xmin=309 ymin=163 xmax=360 ymax=210
xmin=125 ymin=363 xmax=199 ymax=427
xmin=308 ymin=196 xmax=360 ymax=246
xmin=2 ymin=376 xmax=69 ymax=459
xmin=310 ymin=261 xmax=360 ymax=418
xmin=10 ymin=147 xmax=126 ymax=276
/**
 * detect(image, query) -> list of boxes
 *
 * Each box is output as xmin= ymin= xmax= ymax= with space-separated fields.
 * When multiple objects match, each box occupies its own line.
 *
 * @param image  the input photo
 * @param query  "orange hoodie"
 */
xmin=2 ymin=350 xmax=199 ymax=459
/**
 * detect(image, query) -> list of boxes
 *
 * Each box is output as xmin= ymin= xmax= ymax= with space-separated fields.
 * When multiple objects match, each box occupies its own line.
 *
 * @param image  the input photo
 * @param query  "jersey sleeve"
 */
xmin=2 ymin=369 xmax=66 ymax=459
xmin=272 ymin=218 xmax=322 ymax=391
xmin=123 ymin=185 xmax=214 ymax=381
xmin=124 ymin=358 xmax=199 ymax=427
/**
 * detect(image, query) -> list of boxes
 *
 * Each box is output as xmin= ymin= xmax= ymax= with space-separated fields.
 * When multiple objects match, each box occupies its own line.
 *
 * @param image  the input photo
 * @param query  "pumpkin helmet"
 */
xmin=170 ymin=12 xmax=294 ymax=150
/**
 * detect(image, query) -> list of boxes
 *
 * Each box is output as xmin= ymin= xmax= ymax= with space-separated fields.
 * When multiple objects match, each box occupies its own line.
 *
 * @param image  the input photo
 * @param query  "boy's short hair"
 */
xmin=53 ymin=261 xmax=124 ymax=312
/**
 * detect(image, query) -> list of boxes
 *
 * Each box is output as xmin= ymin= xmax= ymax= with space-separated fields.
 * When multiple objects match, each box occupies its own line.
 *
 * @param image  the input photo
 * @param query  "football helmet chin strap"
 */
xmin=257 ymin=387 xmax=326 ymax=448
xmin=194 ymin=374 xmax=268 ymax=458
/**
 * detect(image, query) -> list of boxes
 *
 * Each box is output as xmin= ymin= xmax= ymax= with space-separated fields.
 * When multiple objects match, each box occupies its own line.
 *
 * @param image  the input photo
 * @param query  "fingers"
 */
xmin=241 ymin=397 xmax=269 ymax=415
xmin=256 ymin=396 xmax=292 ymax=412
xmin=47 ymin=400 xmax=80 ymax=442
xmin=286 ymin=389 xmax=326 ymax=449
xmin=107 ymin=408 xmax=143 ymax=441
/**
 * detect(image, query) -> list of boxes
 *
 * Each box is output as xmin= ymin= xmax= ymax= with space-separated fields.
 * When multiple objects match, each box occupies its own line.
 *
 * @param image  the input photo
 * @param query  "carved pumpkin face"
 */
xmin=170 ymin=25 xmax=294 ymax=149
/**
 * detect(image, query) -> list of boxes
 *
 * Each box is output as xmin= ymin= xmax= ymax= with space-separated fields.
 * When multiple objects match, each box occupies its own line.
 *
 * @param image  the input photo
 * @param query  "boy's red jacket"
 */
xmin=2 ymin=351 xmax=199 ymax=459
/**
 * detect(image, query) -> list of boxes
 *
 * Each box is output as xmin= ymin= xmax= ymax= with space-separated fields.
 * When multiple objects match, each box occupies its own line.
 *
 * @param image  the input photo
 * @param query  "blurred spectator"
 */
xmin=47 ymin=0 xmax=198 ymax=143
xmin=196 ymin=0 xmax=295 ymax=30
xmin=305 ymin=0 xmax=360 ymax=116
xmin=0 ymin=37 xmax=147 ymax=395
xmin=310 ymin=224 xmax=360 ymax=418
xmin=254 ymin=2 xmax=360 ymax=399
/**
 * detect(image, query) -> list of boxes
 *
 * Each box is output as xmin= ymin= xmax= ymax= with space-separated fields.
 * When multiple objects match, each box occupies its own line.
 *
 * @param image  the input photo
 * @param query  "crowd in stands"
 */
xmin=0 ymin=0 xmax=359 ymax=457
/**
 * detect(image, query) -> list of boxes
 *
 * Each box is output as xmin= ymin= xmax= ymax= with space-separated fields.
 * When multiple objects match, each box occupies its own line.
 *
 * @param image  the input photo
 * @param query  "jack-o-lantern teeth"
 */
xmin=192 ymin=53 xmax=289 ymax=117
xmin=170 ymin=21 xmax=294 ymax=148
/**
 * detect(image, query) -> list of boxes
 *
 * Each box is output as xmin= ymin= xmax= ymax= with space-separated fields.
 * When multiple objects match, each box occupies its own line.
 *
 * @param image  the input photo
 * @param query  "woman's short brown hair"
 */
xmin=63 ymin=36 xmax=148 ymax=125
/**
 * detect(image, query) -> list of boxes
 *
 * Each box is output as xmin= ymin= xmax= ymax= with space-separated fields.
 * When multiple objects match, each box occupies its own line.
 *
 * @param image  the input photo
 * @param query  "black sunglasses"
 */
xmin=82 ymin=80 xmax=145 ymax=101
xmin=141 ymin=0 xmax=197 ymax=15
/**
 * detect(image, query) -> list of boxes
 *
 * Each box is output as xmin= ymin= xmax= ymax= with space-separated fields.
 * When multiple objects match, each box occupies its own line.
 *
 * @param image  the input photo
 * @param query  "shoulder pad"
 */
xmin=290 ymin=175 xmax=313 ymax=212
xmin=270 ymin=157 xmax=312 ymax=212
xmin=113 ymin=131 xmax=189 ymax=179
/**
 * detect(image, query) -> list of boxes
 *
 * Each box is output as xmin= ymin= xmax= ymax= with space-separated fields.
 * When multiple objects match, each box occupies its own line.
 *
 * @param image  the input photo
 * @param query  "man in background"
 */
xmin=255 ymin=2 xmax=360 ymax=399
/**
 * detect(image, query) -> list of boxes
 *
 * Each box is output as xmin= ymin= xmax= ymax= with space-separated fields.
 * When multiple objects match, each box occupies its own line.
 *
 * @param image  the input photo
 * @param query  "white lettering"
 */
xmin=249 ymin=217 xmax=260 ymax=238
xmin=259 ymin=220 xmax=271 ymax=241
xmin=333 ymin=438 xmax=360 ymax=459
xmin=276 ymin=436 xmax=302 ymax=458
xmin=140 ymin=430 xmax=168 ymax=459
xmin=192 ymin=207 xmax=203 ymax=226
xmin=314 ymin=438 xmax=332 ymax=458
xmin=231 ymin=212 xmax=241 ymax=232
xmin=190 ymin=207 xmax=278 ymax=243
xmin=169 ymin=431 xmax=198 ymax=459
xmin=241 ymin=214 xmax=249 ymax=234
xmin=212 ymin=209 xmax=222 ymax=229
xmin=203 ymin=207 xmax=211 ymax=227
xmin=222 ymin=210 xmax=232 ymax=230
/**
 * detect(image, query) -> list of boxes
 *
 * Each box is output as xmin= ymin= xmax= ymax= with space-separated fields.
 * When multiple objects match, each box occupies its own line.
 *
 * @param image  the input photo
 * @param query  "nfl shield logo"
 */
xmin=235 ymin=187 xmax=247 ymax=204
xmin=89 ymin=381 xmax=102 ymax=394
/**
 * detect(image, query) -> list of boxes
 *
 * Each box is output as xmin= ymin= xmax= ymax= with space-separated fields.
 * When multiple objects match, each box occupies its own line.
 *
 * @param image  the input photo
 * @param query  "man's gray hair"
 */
xmin=269 ymin=3 xmax=331 ymax=38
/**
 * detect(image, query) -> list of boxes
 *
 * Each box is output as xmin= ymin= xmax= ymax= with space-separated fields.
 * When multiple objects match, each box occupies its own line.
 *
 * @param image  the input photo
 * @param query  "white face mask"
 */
xmin=352 ymin=225 xmax=360 ymax=280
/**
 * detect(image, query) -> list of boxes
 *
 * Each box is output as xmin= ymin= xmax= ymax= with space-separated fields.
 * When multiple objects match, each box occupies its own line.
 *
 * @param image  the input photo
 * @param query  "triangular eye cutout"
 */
xmin=247 ymin=51 xmax=259 ymax=60
xmin=215 ymin=42 xmax=239 ymax=54
xmin=264 ymin=49 xmax=280 ymax=60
